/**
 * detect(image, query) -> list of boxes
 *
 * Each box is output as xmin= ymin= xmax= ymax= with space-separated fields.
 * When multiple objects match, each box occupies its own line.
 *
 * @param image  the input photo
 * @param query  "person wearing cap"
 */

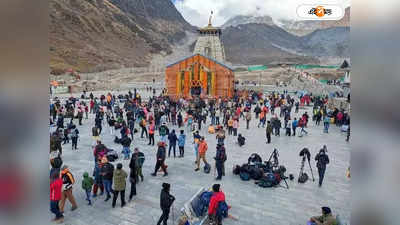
xmin=59 ymin=165 xmax=78 ymax=213
xmin=100 ymin=157 xmax=114 ymax=201
xmin=208 ymin=184 xmax=226 ymax=225
xmin=214 ymin=144 xmax=227 ymax=180
xmin=81 ymin=172 xmax=94 ymax=205
xmin=112 ymin=163 xmax=127 ymax=208
xmin=157 ymin=183 xmax=175 ymax=225
xmin=151 ymin=142 xmax=168 ymax=177
xmin=308 ymin=207 xmax=337 ymax=225
xmin=315 ymin=145 xmax=330 ymax=187
xmin=195 ymin=137 xmax=208 ymax=171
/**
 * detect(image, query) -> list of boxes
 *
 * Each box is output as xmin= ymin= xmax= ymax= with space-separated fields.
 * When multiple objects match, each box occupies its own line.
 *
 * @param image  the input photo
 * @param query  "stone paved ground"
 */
xmin=51 ymin=91 xmax=350 ymax=225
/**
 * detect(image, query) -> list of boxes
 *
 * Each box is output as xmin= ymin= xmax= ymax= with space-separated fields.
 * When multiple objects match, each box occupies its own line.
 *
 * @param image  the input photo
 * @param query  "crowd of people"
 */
xmin=49 ymin=87 xmax=349 ymax=225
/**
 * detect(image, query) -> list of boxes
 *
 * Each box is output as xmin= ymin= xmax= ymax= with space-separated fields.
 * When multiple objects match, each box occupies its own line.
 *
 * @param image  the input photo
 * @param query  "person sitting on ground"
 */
xmin=308 ymin=206 xmax=337 ymax=225
xmin=237 ymin=134 xmax=245 ymax=147
xmin=208 ymin=184 xmax=226 ymax=225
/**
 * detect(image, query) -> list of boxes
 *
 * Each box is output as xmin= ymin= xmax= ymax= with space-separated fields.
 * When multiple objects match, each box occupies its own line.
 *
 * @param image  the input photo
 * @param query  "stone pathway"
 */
xmin=51 ymin=102 xmax=350 ymax=225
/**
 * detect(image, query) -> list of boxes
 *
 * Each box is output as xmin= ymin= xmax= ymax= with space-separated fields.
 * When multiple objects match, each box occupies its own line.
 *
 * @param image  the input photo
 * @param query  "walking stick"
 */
xmin=172 ymin=203 xmax=175 ymax=225
xmin=213 ymin=161 xmax=216 ymax=177
xmin=308 ymin=160 xmax=315 ymax=182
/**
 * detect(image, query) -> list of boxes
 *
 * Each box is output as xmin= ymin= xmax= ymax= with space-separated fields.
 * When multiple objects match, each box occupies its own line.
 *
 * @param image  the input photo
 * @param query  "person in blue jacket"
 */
xmin=177 ymin=130 xmax=186 ymax=158
xmin=292 ymin=118 xmax=298 ymax=136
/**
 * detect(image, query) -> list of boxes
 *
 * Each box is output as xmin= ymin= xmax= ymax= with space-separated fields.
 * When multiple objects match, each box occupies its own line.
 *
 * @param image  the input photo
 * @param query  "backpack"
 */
xmin=239 ymin=172 xmax=250 ymax=181
xmin=217 ymin=148 xmax=227 ymax=162
xmin=106 ymin=149 xmax=118 ymax=162
xmin=204 ymin=163 xmax=211 ymax=174
xmin=233 ymin=165 xmax=241 ymax=175
xmin=160 ymin=126 xmax=166 ymax=135
xmin=258 ymin=173 xmax=276 ymax=188
xmin=137 ymin=153 xmax=145 ymax=167
xmin=216 ymin=201 xmax=229 ymax=219
xmin=298 ymin=172 xmax=308 ymax=183
xmin=249 ymin=167 xmax=263 ymax=180
xmin=248 ymin=153 xmax=262 ymax=165
xmin=71 ymin=129 xmax=79 ymax=138
xmin=114 ymin=136 xmax=122 ymax=144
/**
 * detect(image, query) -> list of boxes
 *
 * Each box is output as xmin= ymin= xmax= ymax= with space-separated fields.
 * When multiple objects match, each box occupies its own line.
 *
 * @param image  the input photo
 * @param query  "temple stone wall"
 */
xmin=193 ymin=34 xmax=225 ymax=62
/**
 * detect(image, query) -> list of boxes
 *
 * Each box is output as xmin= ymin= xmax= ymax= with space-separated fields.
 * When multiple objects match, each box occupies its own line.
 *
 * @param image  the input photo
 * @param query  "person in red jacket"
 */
xmin=208 ymin=184 xmax=225 ymax=225
xmin=50 ymin=171 xmax=64 ymax=223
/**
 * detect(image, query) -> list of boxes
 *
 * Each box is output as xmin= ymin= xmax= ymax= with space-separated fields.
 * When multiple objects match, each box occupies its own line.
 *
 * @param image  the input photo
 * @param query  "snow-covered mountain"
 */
xmin=222 ymin=15 xmax=275 ymax=28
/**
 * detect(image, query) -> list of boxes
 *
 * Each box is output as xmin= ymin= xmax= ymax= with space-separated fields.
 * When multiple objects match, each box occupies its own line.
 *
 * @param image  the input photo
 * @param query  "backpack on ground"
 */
xmin=204 ymin=163 xmax=211 ymax=174
xmin=298 ymin=172 xmax=308 ymax=183
xmin=239 ymin=172 xmax=250 ymax=181
xmin=248 ymin=153 xmax=262 ymax=165
xmin=233 ymin=165 xmax=241 ymax=175
xmin=258 ymin=173 xmax=276 ymax=188
xmin=249 ymin=167 xmax=263 ymax=180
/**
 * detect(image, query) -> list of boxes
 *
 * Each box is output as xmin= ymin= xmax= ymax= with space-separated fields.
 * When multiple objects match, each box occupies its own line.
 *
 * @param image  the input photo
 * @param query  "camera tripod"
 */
xmin=267 ymin=148 xmax=279 ymax=170
xmin=266 ymin=149 xmax=289 ymax=189
xmin=299 ymin=148 xmax=315 ymax=182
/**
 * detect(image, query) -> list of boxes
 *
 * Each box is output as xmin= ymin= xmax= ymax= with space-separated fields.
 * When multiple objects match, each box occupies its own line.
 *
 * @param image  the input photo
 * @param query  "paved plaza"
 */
xmin=51 ymin=92 xmax=350 ymax=225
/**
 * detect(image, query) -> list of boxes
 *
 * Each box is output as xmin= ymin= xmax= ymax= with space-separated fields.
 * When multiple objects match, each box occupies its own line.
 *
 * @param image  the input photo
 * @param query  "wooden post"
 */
xmin=211 ymin=71 xmax=216 ymax=96
xmin=184 ymin=70 xmax=190 ymax=98
xmin=176 ymin=72 xmax=181 ymax=96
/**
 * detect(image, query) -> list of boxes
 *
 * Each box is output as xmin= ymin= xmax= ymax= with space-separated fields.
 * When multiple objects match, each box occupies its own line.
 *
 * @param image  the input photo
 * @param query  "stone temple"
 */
xmin=193 ymin=12 xmax=226 ymax=62
xmin=165 ymin=12 xmax=234 ymax=100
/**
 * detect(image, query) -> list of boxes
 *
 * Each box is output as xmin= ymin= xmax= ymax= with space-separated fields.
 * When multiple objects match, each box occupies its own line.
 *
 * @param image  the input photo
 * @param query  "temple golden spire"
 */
xmin=208 ymin=11 xmax=213 ymax=27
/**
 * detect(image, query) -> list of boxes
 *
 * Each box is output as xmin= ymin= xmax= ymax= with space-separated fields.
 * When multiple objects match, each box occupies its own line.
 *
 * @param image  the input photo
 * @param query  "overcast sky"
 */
xmin=173 ymin=0 xmax=351 ymax=27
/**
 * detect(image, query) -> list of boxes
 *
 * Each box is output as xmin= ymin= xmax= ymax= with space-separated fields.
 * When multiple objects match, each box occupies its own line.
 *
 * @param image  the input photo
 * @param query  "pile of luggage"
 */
xmin=233 ymin=153 xmax=289 ymax=188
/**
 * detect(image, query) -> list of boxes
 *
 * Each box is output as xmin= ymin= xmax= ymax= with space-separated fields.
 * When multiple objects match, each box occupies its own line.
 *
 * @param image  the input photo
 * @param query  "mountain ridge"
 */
xmin=50 ymin=0 xmax=195 ymax=74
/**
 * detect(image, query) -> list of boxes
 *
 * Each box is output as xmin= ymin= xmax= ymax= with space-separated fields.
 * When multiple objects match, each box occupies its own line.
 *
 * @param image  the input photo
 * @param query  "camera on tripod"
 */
xmin=298 ymin=148 xmax=315 ymax=183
